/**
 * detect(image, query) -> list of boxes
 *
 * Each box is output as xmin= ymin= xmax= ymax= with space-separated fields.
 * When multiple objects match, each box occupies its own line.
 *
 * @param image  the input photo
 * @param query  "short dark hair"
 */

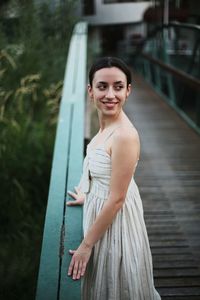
xmin=89 ymin=57 xmax=131 ymax=87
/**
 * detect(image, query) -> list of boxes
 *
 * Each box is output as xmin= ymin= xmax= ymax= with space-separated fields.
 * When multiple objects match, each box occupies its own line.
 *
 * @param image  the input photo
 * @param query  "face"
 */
xmin=88 ymin=67 xmax=131 ymax=117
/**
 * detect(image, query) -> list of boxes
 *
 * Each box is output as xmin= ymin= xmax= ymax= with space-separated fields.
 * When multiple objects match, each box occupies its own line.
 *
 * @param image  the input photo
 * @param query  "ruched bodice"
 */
xmin=78 ymin=145 xmax=112 ymax=195
xmin=88 ymin=147 xmax=111 ymax=190
xmin=79 ymin=143 xmax=139 ymax=197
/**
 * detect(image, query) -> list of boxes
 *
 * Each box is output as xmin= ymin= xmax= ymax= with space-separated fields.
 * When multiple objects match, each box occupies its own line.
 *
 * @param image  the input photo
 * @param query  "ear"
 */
xmin=126 ymin=84 xmax=131 ymax=98
xmin=87 ymin=84 xmax=93 ymax=100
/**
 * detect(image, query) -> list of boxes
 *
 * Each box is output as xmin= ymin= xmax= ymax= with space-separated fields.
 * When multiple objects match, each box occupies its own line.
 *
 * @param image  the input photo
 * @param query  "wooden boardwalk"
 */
xmin=124 ymin=73 xmax=200 ymax=299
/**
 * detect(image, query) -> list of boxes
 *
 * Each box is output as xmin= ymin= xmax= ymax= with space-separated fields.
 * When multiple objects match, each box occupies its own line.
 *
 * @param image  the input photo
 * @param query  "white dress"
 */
xmin=78 ymin=128 xmax=161 ymax=300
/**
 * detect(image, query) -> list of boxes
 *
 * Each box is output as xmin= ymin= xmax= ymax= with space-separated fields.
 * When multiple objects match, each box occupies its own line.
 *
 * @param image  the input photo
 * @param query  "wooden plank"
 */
xmin=157 ymin=287 xmax=200 ymax=296
xmin=154 ymin=261 xmax=198 ymax=268
xmin=149 ymin=236 xmax=187 ymax=241
xmin=153 ymin=254 xmax=197 ymax=261
xmin=160 ymin=297 xmax=200 ymax=300
xmin=155 ymin=277 xmax=200 ymax=287
xmin=154 ymin=269 xmax=200 ymax=277
xmin=151 ymin=247 xmax=192 ymax=255
xmin=150 ymin=241 xmax=189 ymax=247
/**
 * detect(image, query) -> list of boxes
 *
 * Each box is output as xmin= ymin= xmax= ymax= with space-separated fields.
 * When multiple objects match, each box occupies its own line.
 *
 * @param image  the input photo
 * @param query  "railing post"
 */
xmin=162 ymin=36 xmax=176 ymax=104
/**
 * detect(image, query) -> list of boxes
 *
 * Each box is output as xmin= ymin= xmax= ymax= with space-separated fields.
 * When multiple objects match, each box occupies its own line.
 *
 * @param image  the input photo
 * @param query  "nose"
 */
xmin=105 ymin=87 xmax=115 ymax=99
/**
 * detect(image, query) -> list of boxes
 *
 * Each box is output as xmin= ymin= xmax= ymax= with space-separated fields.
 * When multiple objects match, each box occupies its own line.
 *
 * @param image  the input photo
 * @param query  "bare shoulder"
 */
xmin=109 ymin=125 xmax=140 ymax=159
xmin=113 ymin=125 xmax=140 ymax=146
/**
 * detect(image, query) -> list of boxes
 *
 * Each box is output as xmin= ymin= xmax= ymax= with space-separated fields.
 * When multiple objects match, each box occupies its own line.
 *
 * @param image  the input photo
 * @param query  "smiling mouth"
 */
xmin=101 ymin=101 xmax=118 ymax=104
xmin=101 ymin=102 xmax=119 ymax=110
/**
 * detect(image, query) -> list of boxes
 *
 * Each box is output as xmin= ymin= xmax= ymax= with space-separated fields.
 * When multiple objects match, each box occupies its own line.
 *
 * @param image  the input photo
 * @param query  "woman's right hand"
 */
xmin=66 ymin=186 xmax=85 ymax=206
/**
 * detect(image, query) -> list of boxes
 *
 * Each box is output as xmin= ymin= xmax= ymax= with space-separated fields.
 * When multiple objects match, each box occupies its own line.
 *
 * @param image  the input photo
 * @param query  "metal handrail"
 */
xmin=132 ymin=21 xmax=200 ymax=134
xmin=141 ymin=52 xmax=200 ymax=91
xmin=36 ymin=22 xmax=88 ymax=300
xmin=137 ymin=21 xmax=200 ymax=50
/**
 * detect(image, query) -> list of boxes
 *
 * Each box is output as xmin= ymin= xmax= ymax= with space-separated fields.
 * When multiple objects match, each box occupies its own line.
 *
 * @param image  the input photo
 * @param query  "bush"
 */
xmin=0 ymin=1 xmax=77 ymax=299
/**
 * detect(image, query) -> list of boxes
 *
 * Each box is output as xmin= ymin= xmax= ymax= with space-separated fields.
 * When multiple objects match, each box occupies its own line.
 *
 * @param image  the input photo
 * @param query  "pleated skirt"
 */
xmin=81 ymin=179 xmax=161 ymax=300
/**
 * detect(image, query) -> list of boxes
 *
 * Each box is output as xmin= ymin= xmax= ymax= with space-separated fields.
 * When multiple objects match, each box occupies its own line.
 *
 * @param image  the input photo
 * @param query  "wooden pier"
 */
xmin=125 ymin=72 xmax=200 ymax=299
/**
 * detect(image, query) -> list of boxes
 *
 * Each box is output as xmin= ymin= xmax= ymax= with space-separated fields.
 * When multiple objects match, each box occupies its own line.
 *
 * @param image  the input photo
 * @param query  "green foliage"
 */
xmin=0 ymin=1 xmax=77 ymax=299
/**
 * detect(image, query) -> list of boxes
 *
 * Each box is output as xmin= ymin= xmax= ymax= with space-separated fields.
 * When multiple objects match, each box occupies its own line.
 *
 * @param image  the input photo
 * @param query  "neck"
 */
xmin=98 ymin=110 xmax=124 ymax=132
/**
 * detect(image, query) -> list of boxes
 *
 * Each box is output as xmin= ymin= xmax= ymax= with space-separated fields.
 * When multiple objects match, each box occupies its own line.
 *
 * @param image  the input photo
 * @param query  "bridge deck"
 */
xmin=125 ymin=72 xmax=200 ymax=299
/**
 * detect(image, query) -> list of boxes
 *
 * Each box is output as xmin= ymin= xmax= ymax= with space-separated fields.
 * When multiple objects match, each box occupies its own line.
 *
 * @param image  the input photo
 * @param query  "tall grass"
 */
xmin=0 ymin=1 xmax=77 ymax=299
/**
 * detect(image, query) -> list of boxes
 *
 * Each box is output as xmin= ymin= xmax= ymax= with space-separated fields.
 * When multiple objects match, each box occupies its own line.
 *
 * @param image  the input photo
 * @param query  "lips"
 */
xmin=102 ymin=101 xmax=118 ymax=104
xmin=101 ymin=101 xmax=119 ymax=105
xmin=101 ymin=101 xmax=118 ymax=109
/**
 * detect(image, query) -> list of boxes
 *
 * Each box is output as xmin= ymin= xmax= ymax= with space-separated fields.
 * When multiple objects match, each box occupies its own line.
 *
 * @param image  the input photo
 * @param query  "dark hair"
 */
xmin=89 ymin=57 xmax=131 ymax=87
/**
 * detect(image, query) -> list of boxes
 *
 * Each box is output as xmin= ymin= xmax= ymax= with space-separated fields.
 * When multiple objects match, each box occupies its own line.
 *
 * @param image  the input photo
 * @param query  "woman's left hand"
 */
xmin=68 ymin=242 xmax=92 ymax=280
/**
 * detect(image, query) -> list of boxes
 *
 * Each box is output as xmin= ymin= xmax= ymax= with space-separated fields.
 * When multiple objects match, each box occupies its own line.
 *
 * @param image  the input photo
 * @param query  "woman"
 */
xmin=67 ymin=57 xmax=161 ymax=300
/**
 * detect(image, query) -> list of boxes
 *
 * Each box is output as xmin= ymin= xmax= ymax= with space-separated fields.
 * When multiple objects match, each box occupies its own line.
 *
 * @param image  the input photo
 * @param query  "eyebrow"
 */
xmin=114 ymin=81 xmax=125 ymax=84
xmin=97 ymin=81 xmax=125 ymax=84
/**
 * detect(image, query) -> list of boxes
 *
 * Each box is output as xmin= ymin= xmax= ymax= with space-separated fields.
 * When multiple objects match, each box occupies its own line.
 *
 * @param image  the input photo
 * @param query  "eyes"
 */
xmin=96 ymin=84 xmax=124 ymax=91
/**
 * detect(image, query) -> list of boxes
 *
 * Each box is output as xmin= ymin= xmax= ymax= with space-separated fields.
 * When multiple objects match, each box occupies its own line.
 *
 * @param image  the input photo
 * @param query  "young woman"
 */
xmin=67 ymin=57 xmax=161 ymax=300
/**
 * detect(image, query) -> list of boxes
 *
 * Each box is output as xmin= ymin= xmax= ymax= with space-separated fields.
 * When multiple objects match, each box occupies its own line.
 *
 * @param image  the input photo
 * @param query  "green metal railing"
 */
xmin=133 ymin=22 xmax=200 ymax=134
xmin=36 ymin=22 xmax=88 ymax=300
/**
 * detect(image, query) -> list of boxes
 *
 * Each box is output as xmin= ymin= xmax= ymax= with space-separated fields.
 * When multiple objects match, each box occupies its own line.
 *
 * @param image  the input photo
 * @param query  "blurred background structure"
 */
xmin=0 ymin=0 xmax=199 ymax=299
xmin=82 ymin=0 xmax=200 ymax=132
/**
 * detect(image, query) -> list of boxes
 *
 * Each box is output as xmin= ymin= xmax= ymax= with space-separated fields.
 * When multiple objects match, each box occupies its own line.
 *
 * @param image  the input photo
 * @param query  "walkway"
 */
xmin=124 ymin=72 xmax=200 ymax=299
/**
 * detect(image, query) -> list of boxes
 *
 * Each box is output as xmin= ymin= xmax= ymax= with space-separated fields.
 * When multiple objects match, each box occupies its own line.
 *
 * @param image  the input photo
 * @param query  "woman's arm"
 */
xmin=68 ymin=128 xmax=140 ymax=280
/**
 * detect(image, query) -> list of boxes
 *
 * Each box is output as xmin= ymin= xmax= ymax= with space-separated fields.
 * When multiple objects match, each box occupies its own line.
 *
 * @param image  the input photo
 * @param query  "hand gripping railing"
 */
xmin=36 ymin=22 xmax=88 ymax=300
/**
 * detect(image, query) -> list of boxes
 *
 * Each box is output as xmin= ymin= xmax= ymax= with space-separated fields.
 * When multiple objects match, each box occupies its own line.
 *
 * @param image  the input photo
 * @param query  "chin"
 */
xmin=102 ymin=110 xmax=119 ymax=117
